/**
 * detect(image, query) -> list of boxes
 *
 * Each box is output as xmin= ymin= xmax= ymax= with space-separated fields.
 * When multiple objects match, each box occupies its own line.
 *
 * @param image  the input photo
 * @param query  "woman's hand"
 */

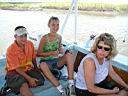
xmin=112 ymin=87 xmax=120 ymax=94
xmin=124 ymin=85 xmax=128 ymax=91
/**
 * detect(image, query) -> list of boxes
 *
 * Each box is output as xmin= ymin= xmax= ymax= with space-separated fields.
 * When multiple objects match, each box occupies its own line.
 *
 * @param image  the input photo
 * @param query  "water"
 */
xmin=0 ymin=9 xmax=128 ymax=57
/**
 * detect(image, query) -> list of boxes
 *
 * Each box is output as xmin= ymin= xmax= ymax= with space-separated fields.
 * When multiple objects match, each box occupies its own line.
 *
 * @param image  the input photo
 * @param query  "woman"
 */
xmin=75 ymin=33 xmax=128 ymax=96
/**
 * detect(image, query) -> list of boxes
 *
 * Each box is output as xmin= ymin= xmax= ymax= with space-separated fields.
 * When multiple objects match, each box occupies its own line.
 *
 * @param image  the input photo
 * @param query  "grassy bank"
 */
xmin=0 ymin=2 xmax=128 ymax=14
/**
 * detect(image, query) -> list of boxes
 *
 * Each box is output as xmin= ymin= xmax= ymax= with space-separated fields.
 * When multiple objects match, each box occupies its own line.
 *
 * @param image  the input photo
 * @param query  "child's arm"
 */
xmin=58 ymin=35 xmax=64 ymax=54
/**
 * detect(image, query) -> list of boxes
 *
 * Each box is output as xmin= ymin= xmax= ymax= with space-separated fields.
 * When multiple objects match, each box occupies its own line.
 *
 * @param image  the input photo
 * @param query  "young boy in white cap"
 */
xmin=5 ymin=26 xmax=44 ymax=96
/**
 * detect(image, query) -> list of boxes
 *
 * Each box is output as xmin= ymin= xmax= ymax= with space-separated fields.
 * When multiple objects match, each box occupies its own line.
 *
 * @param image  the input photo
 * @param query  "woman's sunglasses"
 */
xmin=97 ymin=45 xmax=111 ymax=51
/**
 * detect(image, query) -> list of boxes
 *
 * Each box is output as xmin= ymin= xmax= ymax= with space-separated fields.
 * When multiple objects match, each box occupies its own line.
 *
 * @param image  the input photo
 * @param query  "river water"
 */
xmin=0 ymin=9 xmax=128 ymax=57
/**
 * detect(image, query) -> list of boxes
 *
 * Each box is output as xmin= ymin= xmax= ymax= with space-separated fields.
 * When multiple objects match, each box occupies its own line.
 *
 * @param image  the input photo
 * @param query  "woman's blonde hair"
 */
xmin=91 ymin=33 xmax=118 ymax=60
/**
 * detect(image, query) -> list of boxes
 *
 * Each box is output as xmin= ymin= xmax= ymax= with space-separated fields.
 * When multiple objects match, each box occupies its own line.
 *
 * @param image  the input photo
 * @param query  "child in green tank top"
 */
xmin=40 ymin=33 xmax=59 ymax=61
xmin=37 ymin=16 xmax=74 ymax=95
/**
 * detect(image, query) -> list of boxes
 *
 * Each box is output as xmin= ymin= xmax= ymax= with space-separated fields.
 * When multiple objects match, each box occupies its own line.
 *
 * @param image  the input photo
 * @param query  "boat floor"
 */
xmin=0 ymin=58 xmax=72 ymax=96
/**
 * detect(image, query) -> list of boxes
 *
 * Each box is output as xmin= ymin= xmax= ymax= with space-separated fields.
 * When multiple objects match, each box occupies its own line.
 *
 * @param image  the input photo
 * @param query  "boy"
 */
xmin=6 ymin=26 xmax=44 ymax=96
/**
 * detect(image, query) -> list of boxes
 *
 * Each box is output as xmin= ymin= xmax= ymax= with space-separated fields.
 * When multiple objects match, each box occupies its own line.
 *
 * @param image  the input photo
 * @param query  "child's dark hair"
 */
xmin=48 ymin=16 xmax=59 ymax=25
xmin=15 ymin=26 xmax=26 ymax=31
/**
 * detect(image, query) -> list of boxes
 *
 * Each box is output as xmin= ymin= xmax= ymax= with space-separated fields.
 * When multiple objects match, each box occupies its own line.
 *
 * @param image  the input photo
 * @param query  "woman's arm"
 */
xmin=108 ymin=63 xmax=128 ymax=89
xmin=84 ymin=58 xmax=119 ymax=95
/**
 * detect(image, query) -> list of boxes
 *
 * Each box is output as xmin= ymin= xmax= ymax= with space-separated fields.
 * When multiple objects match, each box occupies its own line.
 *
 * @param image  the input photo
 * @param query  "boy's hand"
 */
xmin=28 ymin=78 xmax=39 ymax=88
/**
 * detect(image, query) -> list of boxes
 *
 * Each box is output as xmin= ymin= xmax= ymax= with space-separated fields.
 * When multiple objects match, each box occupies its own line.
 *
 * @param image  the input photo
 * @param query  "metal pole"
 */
xmin=74 ymin=0 xmax=78 ymax=44
xmin=60 ymin=0 xmax=78 ymax=44
xmin=60 ymin=0 xmax=75 ymax=34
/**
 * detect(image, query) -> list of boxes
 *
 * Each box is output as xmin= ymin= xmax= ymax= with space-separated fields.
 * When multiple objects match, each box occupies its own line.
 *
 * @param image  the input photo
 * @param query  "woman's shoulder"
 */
xmin=80 ymin=53 xmax=94 ymax=62
xmin=86 ymin=53 xmax=96 ymax=58
xmin=82 ymin=53 xmax=96 ymax=63
xmin=86 ymin=53 xmax=95 ymax=59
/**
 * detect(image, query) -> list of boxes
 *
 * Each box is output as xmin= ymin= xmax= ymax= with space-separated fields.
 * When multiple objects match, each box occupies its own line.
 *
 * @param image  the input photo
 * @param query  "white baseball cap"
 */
xmin=15 ymin=27 xmax=28 ymax=36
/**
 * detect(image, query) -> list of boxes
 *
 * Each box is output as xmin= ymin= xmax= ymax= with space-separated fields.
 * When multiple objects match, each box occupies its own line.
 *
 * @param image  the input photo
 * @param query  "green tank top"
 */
xmin=41 ymin=33 xmax=59 ymax=61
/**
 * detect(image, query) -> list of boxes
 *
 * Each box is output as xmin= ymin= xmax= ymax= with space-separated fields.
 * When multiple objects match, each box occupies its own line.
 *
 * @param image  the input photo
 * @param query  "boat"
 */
xmin=0 ymin=0 xmax=128 ymax=96
xmin=0 ymin=35 xmax=128 ymax=96
xmin=0 ymin=33 xmax=128 ymax=96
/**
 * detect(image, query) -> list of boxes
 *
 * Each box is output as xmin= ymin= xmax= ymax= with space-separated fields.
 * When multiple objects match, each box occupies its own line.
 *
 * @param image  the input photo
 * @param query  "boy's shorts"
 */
xmin=6 ymin=68 xmax=44 ymax=94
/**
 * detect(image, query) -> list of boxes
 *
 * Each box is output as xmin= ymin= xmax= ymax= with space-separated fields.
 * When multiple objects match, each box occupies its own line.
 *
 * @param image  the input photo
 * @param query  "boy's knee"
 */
xmin=65 ymin=53 xmax=73 ymax=60
xmin=40 ymin=62 xmax=47 ymax=68
xmin=22 ymin=93 xmax=33 ymax=96
xmin=20 ymin=83 xmax=33 ymax=96
xmin=25 ymin=93 xmax=33 ymax=96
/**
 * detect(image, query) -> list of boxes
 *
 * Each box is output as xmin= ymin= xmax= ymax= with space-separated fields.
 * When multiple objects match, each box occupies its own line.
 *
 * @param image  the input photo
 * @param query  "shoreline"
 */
xmin=0 ymin=2 xmax=128 ymax=15
xmin=1 ymin=8 xmax=128 ymax=17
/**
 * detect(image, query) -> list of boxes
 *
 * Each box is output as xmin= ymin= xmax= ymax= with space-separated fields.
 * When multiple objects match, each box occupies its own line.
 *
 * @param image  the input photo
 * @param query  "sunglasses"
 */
xmin=97 ymin=45 xmax=111 ymax=51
